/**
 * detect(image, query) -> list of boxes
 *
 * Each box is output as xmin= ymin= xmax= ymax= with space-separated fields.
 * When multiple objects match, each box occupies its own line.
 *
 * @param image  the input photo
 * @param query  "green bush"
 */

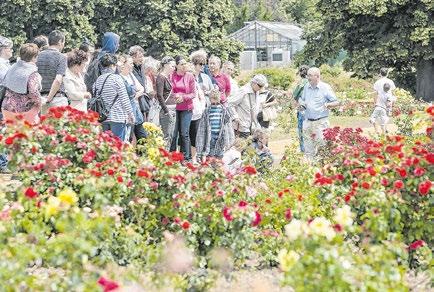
xmin=238 ymin=67 xmax=296 ymax=90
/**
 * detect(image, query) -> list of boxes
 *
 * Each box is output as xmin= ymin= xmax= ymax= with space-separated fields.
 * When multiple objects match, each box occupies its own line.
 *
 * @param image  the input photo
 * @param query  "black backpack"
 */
xmin=84 ymin=56 xmax=103 ymax=92
xmin=88 ymin=74 xmax=119 ymax=123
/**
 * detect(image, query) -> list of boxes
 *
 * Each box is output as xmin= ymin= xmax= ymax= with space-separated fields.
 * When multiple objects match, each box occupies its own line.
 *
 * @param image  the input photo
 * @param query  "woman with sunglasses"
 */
xmin=169 ymin=56 xmax=197 ymax=161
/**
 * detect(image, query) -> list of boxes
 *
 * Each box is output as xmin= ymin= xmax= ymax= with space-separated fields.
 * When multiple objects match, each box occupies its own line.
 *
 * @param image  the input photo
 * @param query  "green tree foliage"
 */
xmin=0 ymin=0 xmax=243 ymax=62
xmin=300 ymin=0 xmax=434 ymax=101
xmin=0 ymin=0 xmax=98 ymax=49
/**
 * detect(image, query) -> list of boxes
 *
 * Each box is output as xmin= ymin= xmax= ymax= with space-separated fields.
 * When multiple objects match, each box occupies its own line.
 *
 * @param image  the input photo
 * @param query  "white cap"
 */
xmin=251 ymin=74 xmax=268 ymax=87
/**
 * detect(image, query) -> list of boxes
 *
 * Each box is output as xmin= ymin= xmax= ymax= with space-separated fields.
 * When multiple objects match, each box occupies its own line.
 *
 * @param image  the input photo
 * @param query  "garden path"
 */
xmin=269 ymin=116 xmax=397 ymax=163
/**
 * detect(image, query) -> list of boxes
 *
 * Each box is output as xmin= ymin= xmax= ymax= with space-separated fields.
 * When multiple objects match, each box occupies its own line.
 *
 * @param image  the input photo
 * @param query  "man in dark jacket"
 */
xmin=84 ymin=32 xmax=120 ymax=92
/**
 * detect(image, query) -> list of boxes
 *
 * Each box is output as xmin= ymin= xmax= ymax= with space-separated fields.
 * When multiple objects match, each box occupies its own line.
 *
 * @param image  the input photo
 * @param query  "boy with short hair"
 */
xmin=369 ymin=82 xmax=396 ymax=134
xmin=196 ymin=89 xmax=234 ymax=161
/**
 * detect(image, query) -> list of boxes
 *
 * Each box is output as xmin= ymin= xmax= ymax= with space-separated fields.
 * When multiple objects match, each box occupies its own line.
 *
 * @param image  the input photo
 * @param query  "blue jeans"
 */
xmin=102 ymin=121 xmax=128 ymax=141
xmin=297 ymin=111 xmax=305 ymax=152
xmin=170 ymin=110 xmax=192 ymax=161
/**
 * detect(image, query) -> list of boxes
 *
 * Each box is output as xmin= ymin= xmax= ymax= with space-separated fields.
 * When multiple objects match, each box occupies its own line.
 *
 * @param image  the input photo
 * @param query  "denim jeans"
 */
xmin=297 ymin=111 xmax=305 ymax=152
xmin=102 ymin=121 xmax=128 ymax=141
xmin=170 ymin=110 xmax=192 ymax=160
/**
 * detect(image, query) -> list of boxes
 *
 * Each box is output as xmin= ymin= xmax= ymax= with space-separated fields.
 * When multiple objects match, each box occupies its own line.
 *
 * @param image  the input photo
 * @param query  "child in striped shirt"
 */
xmin=196 ymin=89 xmax=234 ymax=161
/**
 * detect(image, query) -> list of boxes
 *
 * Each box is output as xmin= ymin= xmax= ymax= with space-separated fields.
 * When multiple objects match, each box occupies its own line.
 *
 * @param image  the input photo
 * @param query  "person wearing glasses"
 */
xmin=169 ymin=56 xmax=197 ymax=161
xmin=228 ymin=74 xmax=268 ymax=138
xmin=208 ymin=55 xmax=231 ymax=103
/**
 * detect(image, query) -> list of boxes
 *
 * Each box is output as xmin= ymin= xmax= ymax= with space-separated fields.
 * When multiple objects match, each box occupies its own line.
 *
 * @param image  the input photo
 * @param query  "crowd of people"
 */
xmin=0 ymin=30 xmax=397 ymax=174
xmin=0 ymin=31 xmax=277 ymax=173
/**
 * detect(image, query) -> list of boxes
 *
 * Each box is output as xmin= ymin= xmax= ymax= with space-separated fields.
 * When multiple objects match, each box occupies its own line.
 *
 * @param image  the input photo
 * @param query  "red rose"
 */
xmin=243 ymin=165 xmax=257 ymax=175
xmin=265 ymin=198 xmax=272 ymax=204
xmin=82 ymin=150 xmax=96 ymax=164
xmin=333 ymin=224 xmax=343 ymax=232
xmin=394 ymin=180 xmax=404 ymax=189
xmin=426 ymin=105 xmax=434 ymax=116
xmin=418 ymin=180 xmax=432 ymax=196
xmin=285 ymin=208 xmax=292 ymax=220
xmin=414 ymin=167 xmax=425 ymax=177
xmin=252 ymin=211 xmax=262 ymax=227
xmin=97 ymin=276 xmax=119 ymax=292
xmin=107 ymin=169 xmax=115 ymax=176
xmin=117 ymin=176 xmax=123 ymax=183
xmin=361 ymin=182 xmax=370 ymax=190
xmin=238 ymin=201 xmax=248 ymax=207
xmin=181 ymin=221 xmax=190 ymax=230
xmin=408 ymin=240 xmax=425 ymax=250
xmin=278 ymin=191 xmax=284 ymax=198
xmin=137 ymin=169 xmax=150 ymax=178
xmin=5 ymin=136 xmax=14 ymax=145
xmin=223 ymin=207 xmax=233 ymax=221
xmin=336 ymin=174 xmax=345 ymax=181
xmin=344 ymin=194 xmax=351 ymax=203
xmin=24 ymin=187 xmax=38 ymax=199
xmin=396 ymin=168 xmax=407 ymax=178
xmin=424 ymin=153 xmax=434 ymax=164
xmin=381 ymin=178 xmax=389 ymax=187
xmin=165 ymin=161 xmax=173 ymax=166
xmin=170 ymin=151 xmax=184 ymax=162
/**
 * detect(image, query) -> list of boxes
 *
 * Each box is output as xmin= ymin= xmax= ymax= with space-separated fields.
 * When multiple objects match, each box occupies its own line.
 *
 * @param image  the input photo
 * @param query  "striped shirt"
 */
xmin=209 ymin=105 xmax=224 ymax=135
xmin=92 ymin=71 xmax=133 ymax=123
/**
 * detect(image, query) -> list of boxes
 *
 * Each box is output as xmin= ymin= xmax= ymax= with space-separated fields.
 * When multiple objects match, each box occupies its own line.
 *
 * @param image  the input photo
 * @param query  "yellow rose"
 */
xmin=333 ymin=205 xmax=353 ymax=227
xmin=278 ymin=249 xmax=300 ymax=272
xmin=58 ymin=188 xmax=78 ymax=206
xmin=45 ymin=196 xmax=61 ymax=218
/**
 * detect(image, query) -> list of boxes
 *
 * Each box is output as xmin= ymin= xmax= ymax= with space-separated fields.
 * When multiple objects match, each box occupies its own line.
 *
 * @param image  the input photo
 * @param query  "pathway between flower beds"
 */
xmin=268 ymin=117 xmax=397 ymax=162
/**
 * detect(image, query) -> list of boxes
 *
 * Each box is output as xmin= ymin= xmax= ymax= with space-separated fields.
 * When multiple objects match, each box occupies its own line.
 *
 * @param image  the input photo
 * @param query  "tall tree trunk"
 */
xmin=416 ymin=58 xmax=434 ymax=102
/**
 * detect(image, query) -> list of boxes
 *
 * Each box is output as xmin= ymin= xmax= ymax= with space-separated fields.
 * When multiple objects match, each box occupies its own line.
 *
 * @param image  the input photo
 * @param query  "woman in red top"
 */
xmin=169 ymin=56 xmax=196 ymax=161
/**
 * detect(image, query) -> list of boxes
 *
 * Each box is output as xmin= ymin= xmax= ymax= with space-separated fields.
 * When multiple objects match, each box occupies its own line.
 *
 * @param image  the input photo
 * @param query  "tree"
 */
xmin=0 ymin=0 xmax=99 ymax=49
xmin=300 ymin=0 xmax=434 ymax=101
xmin=92 ymin=0 xmax=243 ymax=61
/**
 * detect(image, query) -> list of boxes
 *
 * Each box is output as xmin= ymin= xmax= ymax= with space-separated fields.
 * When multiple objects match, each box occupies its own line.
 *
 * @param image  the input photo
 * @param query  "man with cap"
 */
xmin=299 ymin=67 xmax=340 ymax=161
xmin=0 ymin=35 xmax=13 ymax=173
xmin=228 ymin=74 xmax=268 ymax=138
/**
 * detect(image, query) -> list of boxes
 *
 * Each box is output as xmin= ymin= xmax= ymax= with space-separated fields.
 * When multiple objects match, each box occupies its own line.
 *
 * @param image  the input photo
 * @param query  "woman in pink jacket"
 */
xmin=169 ymin=56 xmax=196 ymax=161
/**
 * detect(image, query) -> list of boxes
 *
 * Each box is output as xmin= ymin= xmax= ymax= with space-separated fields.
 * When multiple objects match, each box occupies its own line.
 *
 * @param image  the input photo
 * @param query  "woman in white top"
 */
xmin=64 ymin=49 xmax=91 ymax=112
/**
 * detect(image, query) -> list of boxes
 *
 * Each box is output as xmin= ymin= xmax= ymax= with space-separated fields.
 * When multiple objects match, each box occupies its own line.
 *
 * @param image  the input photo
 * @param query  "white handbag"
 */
xmin=262 ymin=93 xmax=278 ymax=121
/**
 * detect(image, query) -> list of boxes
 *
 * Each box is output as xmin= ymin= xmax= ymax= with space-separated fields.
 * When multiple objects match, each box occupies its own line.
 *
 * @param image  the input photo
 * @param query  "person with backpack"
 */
xmin=289 ymin=65 xmax=309 ymax=152
xmin=84 ymin=32 xmax=120 ymax=92
xmin=91 ymin=53 xmax=134 ymax=141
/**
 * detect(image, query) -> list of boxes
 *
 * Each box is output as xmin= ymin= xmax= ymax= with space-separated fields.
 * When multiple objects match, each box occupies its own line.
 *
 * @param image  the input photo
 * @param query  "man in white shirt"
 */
xmin=373 ymin=68 xmax=396 ymax=96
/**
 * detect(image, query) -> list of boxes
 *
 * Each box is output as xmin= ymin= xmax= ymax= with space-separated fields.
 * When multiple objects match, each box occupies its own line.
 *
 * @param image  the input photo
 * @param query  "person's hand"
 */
xmin=176 ymin=96 xmax=184 ymax=103
xmin=128 ymin=115 xmax=135 ymax=125
xmin=84 ymin=92 xmax=91 ymax=99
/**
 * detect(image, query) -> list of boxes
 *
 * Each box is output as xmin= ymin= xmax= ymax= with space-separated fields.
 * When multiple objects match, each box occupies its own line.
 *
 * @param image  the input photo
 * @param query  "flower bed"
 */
xmin=0 ymin=106 xmax=432 ymax=290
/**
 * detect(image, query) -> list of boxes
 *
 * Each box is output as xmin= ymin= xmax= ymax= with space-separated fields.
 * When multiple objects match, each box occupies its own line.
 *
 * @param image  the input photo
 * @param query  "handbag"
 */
xmin=138 ymin=94 xmax=151 ymax=113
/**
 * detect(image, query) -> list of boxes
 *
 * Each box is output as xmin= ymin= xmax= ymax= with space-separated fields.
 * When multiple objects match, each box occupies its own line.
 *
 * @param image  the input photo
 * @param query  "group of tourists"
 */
xmin=0 ymin=31 xmax=277 ymax=173
xmin=0 ymin=29 xmax=397 ymax=174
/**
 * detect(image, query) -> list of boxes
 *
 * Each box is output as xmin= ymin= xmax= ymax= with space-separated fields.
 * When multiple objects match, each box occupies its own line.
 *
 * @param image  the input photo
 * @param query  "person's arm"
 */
xmin=180 ymin=74 xmax=196 ymax=101
xmin=27 ymin=73 xmax=42 ymax=108
xmin=225 ymin=75 xmax=231 ymax=97
xmin=131 ymin=74 xmax=144 ymax=99
xmin=324 ymin=85 xmax=340 ymax=109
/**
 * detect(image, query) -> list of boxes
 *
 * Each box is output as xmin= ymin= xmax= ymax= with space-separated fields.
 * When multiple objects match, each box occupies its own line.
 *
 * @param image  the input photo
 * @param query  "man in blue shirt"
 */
xmin=299 ymin=67 xmax=340 ymax=161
